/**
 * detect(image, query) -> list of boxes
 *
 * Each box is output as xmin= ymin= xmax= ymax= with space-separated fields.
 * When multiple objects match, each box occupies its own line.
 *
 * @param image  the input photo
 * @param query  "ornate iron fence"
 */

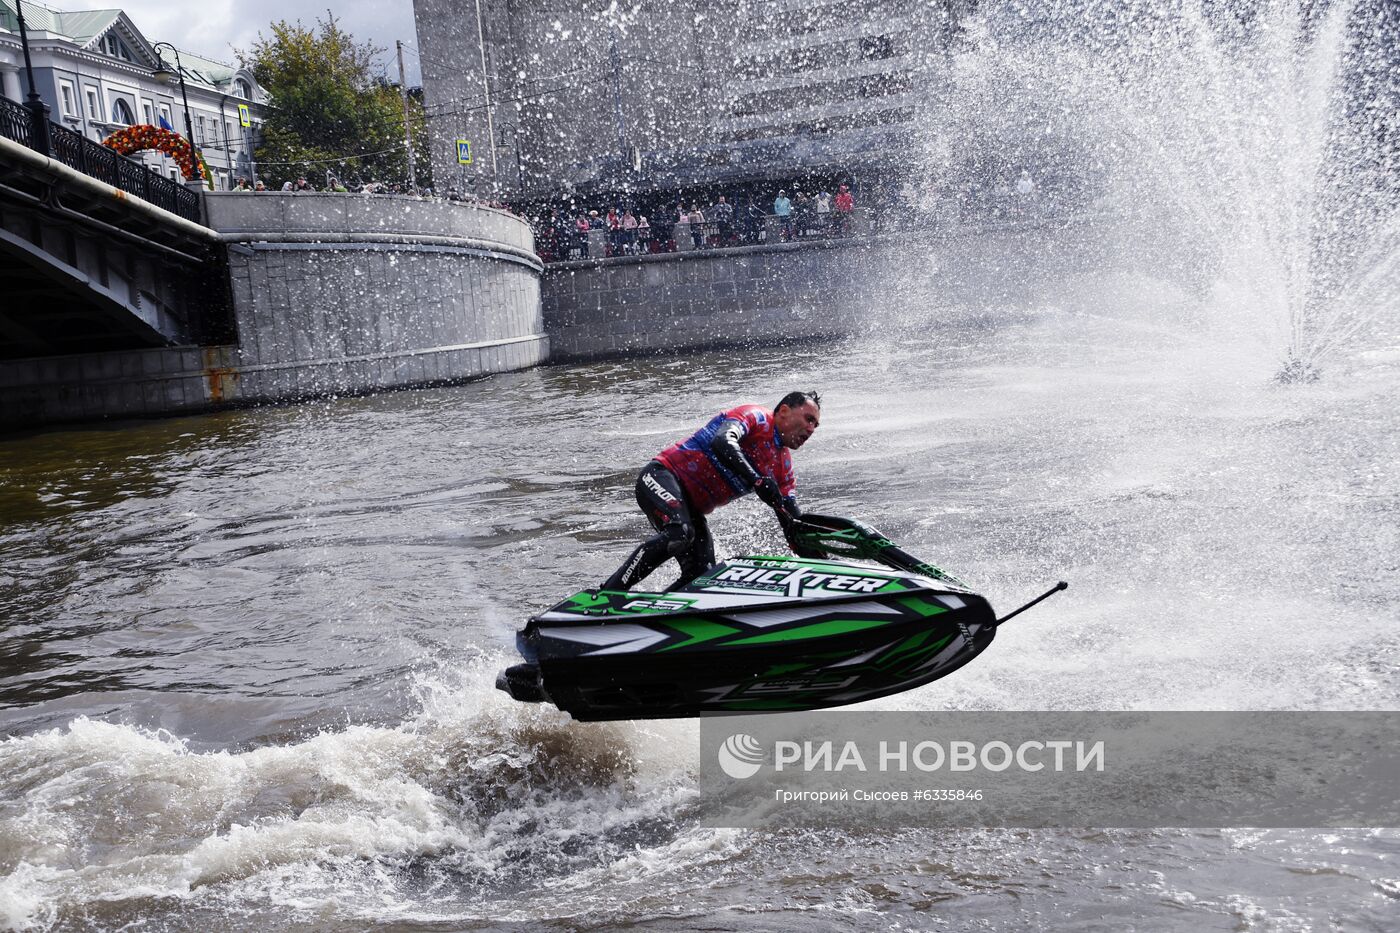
xmin=1 ymin=96 xmax=202 ymax=223
xmin=0 ymin=96 xmax=34 ymax=148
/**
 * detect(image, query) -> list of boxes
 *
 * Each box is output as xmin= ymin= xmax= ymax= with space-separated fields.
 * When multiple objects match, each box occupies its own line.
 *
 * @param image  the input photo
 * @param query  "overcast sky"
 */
xmin=47 ymin=0 xmax=424 ymax=83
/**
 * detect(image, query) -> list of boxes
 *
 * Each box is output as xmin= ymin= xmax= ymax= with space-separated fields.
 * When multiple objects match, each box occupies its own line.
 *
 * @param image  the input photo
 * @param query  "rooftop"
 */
xmin=1 ymin=0 xmax=119 ymax=44
xmin=0 ymin=0 xmax=244 ymax=89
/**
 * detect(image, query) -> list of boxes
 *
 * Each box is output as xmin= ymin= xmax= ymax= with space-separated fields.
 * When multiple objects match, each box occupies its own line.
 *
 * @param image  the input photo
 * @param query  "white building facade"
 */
xmin=0 ymin=0 xmax=267 ymax=190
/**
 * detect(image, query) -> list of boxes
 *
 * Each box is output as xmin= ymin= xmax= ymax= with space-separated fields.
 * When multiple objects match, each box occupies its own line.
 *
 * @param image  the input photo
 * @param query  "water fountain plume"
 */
xmin=920 ymin=0 xmax=1400 ymax=380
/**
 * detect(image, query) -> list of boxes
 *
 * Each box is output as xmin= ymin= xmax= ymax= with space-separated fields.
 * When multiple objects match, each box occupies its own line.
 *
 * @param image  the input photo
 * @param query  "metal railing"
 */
xmin=0 ymin=96 xmax=34 ymax=148
xmin=1 ymin=96 xmax=202 ymax=223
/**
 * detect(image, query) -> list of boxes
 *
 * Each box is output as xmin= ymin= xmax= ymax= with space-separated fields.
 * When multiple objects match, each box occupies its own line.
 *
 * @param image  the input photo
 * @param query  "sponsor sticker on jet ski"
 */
xmin=698 ymin=561 xmax=904 ymax=597
xmin=558 ymin=591 xmax=699 ymax=616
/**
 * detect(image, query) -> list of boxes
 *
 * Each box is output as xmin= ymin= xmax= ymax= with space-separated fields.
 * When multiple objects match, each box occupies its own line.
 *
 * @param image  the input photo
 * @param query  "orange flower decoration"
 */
xmin=102 ymin=124 xmax=213 ymax=188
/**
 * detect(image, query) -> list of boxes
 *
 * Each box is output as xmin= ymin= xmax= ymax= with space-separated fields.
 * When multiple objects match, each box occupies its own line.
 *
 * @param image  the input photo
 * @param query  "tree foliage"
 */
xmin=239 ymin=15 xmax=430 ymax=190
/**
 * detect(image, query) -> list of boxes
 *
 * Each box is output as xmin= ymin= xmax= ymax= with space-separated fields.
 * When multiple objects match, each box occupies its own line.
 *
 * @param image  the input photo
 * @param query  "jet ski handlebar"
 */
xmin=790 ymin=513 xmax=1070 ymax=624
xmin=786 ymin=513 xmax=971 ymax=589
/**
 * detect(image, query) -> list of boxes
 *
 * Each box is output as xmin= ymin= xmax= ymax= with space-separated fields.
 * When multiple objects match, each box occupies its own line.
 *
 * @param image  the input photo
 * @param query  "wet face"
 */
xmin=775 ymin=401 xmax=821 ymax=449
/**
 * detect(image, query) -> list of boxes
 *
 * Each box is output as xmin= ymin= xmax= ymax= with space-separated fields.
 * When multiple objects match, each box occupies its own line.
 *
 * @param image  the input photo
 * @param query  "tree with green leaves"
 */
xmin=239 ymin=15 xmax=430 ymax=191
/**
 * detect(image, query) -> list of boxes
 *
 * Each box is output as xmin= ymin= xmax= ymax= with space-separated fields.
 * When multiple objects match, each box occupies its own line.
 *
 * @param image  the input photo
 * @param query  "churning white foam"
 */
xmin=0 ymin=655 xmax=701 ymax=930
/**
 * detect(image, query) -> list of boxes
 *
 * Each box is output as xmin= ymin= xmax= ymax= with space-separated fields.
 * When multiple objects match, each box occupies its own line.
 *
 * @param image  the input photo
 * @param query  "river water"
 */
xmin=2 ymin=285 xmax=1398 ymax=928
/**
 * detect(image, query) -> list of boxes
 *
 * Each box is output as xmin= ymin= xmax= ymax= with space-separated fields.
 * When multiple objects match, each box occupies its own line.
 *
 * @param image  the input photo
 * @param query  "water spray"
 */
xmin=1275 ymin=356 xmax=1322 ymax=384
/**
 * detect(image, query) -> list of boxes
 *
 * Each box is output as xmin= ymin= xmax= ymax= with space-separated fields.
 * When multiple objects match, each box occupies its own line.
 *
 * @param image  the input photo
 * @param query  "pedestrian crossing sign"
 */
xmin=238 ymin=104 xmax=251 ymax=127
xmin=456 ymin=140 xmax=473 ymax=164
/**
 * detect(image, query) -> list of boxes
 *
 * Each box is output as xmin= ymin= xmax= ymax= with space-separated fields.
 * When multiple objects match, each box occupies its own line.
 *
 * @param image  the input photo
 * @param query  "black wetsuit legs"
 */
xmin=603 ymin=462 xmax=714 ymax=591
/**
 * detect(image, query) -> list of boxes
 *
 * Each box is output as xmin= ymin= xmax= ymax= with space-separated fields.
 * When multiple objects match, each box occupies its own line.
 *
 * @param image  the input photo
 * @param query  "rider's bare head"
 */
xmin=774 ymin=391 xmax=822 ymax=450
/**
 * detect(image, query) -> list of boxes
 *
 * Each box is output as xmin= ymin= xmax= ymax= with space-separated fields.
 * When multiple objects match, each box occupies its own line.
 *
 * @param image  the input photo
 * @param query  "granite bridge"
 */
xmin=0 ymin=96 xmax=228 ymax=360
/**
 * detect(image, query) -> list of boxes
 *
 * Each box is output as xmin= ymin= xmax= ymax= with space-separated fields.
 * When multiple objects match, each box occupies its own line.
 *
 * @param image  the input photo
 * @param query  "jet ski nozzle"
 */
xmin=497 ymin=663 xmax=546 ymax=703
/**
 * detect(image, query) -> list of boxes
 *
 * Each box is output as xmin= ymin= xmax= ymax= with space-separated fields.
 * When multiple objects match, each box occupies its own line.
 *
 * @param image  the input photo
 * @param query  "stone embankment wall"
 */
xmin=543 ymin=237 xmax=880 ymax=361
xmin=2 ymin=202 xmax=1118 ymax=431
xmin=0 ymin=194 xmax=545 ymax=429
xmin=541 ymin=216 xmax=1116 ymax=362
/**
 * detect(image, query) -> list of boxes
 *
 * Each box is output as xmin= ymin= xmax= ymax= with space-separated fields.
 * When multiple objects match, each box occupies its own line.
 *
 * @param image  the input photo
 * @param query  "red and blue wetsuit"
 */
xmin=603 ymin=404 xmax=800 ymax=591
xmin=655 ymin=404 xmax=795 ymax=514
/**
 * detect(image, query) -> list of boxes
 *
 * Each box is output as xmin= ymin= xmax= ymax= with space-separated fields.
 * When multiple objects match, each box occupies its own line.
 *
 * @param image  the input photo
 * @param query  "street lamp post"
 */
xmin=471 ymin=0 xmax=498 ymax=187
xmin=151 ymin=42 xmax=197 ymax=155
xmin=13 ymin=0 xmax=53 ymax=153
xmin=395 ymin=40 xmax=417 ymax=193
xmin=497 ymin=123 xmax=524 ymax=195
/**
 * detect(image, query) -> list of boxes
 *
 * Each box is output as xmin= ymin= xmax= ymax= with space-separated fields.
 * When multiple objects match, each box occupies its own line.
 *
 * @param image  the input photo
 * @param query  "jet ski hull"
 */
xmin=500 ymin=555 xmax=996 ymax=721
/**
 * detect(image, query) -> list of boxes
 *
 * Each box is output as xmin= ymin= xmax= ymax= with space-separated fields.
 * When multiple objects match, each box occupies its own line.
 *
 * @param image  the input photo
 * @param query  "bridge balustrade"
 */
xmin=0 ymin=97 xmax=201 ymax=223
xmin=0 ymin=97 xmax=34 ymax=147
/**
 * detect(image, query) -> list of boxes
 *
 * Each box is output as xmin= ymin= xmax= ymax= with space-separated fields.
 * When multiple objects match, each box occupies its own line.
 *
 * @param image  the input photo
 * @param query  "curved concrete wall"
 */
xmin=209 ymin=193 xmax=545 ymax=403
xmin=210 ymin=192 xmax=537 ymax=257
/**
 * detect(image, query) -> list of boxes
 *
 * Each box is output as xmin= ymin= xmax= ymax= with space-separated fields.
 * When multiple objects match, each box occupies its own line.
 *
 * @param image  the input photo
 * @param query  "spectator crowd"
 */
xmin=530 ymin=182 xmax=863 ymax=262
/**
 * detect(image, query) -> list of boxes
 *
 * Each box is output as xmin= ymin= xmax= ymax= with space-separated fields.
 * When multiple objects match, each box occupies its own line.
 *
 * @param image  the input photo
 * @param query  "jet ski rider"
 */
xmin=603 ymin=391 xmax=822 ymax=592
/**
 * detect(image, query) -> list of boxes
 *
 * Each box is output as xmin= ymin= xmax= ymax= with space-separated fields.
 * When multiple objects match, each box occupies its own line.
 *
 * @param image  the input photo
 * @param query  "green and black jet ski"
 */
xmin=497 ymin=514 xmax=1065 ymax=721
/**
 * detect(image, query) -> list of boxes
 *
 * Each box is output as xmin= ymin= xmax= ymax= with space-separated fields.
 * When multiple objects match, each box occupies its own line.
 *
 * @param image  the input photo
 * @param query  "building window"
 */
xmin=142 ymin=100 xmax=153 ymax=125
xmin=59 ymin=81 xmax=77 ymax=117
xmin=102 ymin=34 xmax=132 ymax=61
xmin=111 ymin=98 xmax=134 ymax=125
xmin=233 ymin=78 xmax=251 ymax=99
xmin=85 ymin=88 xmax=99 ymax=120
xmin=196 ymin=115 xmax=206 ymax=143
xmin=159 ymin=103 xmax=172 ymax=128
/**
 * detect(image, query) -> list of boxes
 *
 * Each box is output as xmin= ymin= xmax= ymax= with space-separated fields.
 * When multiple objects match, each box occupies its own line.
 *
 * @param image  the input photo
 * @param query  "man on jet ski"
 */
xmin=602 ymin=391 xmax=822 ymax=592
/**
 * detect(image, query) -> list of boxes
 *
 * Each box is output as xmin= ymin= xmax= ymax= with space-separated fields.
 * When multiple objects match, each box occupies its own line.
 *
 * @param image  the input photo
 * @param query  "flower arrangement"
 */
xmin=102 ymin=124 xmax=214 ymax=189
